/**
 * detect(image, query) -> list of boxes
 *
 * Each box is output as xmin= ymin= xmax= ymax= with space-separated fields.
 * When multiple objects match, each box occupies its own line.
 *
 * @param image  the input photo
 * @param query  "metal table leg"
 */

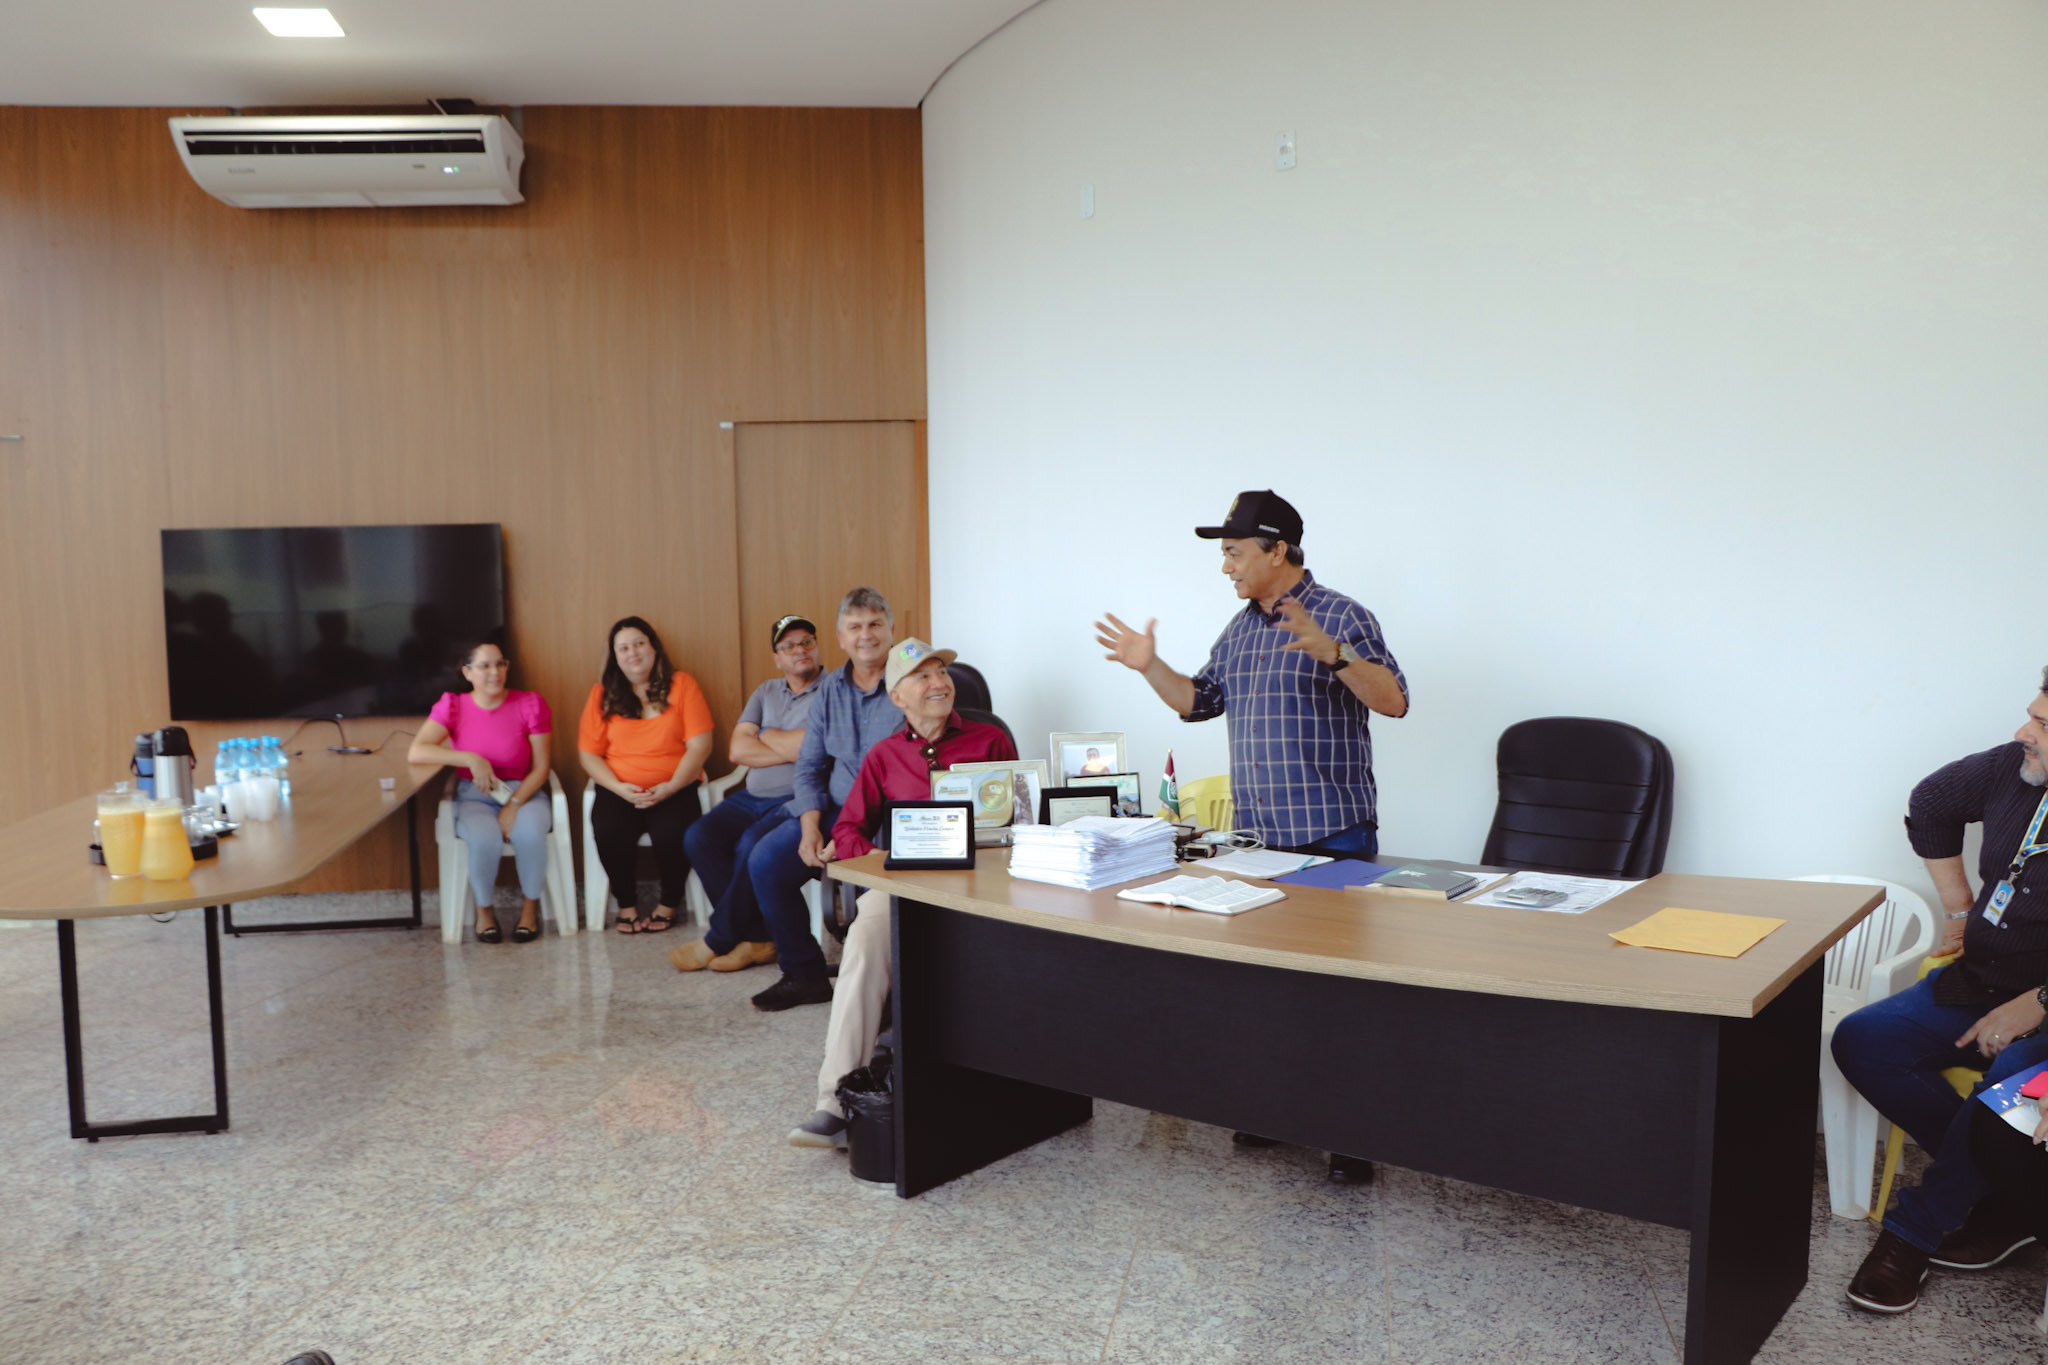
xmin=59 ymin=907 xmax=231 ymax=1141
xmin=224 ymin=793 xmax=425 ymax=934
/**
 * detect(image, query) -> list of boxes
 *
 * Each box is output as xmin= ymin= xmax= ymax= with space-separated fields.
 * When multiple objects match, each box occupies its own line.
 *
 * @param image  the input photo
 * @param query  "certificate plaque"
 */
xmin=883 ymin=801 xmax=977 ymax=870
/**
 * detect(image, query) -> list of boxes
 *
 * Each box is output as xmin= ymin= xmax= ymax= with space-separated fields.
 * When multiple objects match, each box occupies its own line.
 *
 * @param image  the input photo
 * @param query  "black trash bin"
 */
xmin=835 ymin=1060 xmax=895 ymax=1185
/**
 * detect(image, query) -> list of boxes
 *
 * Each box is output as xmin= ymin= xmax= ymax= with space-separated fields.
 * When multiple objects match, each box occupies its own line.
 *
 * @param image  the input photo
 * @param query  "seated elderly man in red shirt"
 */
xmin=787 ymin=637 xmax=1016 ymax=1147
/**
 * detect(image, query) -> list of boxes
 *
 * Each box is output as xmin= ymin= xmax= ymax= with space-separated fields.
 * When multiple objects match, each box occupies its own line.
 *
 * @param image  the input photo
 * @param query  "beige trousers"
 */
xmin=817 ymin=888 xmax=891 ymax=1117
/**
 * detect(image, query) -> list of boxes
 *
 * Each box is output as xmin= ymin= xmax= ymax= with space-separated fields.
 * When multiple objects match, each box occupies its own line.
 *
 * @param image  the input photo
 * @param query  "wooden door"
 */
xmin=732 ymin=421 xmax=928 ymax=694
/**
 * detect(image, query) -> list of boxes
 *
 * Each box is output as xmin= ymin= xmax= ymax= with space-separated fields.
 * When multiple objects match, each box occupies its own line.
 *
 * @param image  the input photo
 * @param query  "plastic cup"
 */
xmin=97 ymin=788 xmax=147 ymax=878
xmin=243 ymin=775 xmax=281 ymax=822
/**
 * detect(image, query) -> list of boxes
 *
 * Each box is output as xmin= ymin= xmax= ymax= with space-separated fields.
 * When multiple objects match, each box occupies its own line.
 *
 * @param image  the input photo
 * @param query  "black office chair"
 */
xmin=1480 ymin=717 xmax=1673 ymax=879
xmin=956 ymin=706 xmax=1014 ymax=752
xmin=947 ymin=661 xmax=992 ymax=713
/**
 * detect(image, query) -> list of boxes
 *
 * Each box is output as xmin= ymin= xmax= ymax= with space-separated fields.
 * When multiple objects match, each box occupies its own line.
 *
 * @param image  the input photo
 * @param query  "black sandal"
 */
xmin=615 ymin=909 xmax=645 ymax=934
xmin=644 ymin=910 xmax=676 ymax=933
xmin=476 ymin=922 xmax=503 ymax=944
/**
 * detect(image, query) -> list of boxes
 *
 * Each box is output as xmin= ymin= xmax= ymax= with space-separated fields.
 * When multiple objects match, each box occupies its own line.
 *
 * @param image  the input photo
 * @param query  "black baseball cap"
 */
xmin=771 ymin=614 xmax=817 ymax=647
xmin=1194 ymin=489 xmax=1304 ymax=546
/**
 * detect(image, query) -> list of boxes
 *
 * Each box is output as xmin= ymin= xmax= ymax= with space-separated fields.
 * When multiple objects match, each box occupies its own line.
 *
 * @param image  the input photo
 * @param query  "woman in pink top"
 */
xmin=408 ymin=641 xmax=554 ymax=943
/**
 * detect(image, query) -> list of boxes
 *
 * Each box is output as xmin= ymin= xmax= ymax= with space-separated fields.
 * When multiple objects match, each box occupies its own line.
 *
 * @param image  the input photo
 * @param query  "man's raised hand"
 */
xmin=1094 ymin=613 xmax=1157 ymax=673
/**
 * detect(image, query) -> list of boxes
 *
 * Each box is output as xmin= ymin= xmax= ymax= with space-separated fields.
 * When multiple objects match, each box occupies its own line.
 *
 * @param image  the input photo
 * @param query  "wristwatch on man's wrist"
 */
xmin=1328 ymin=642 xmax=1357 ymax=672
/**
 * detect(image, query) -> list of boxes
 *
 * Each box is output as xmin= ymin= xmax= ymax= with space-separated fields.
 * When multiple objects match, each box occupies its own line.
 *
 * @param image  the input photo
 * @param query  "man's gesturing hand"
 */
xmin=1094 ymin=613 xmax=1157 ymax=673
xmin=1274 ymin=600 xmax=1340 ymax=666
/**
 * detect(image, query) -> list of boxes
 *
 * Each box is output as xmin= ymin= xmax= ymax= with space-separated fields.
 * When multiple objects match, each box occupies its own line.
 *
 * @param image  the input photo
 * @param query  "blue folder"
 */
xmin=1269 ymin=859 xmax=1396 ymax=890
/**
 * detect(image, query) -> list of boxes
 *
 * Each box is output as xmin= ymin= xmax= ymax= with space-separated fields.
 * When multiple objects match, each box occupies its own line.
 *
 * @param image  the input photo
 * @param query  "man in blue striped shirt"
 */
xmin=1096 ymin=489 xmax=1408 ymax=857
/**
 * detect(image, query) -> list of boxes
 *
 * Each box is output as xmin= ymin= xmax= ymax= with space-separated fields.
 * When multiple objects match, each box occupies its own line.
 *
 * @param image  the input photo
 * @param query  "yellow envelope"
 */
xmin=1610 ymin=907 xmax=1786 ymax=959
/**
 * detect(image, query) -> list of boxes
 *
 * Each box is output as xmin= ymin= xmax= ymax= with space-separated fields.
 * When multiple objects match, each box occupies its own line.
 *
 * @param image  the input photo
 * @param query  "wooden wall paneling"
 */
xmin=716 ymin=109 xmax=927 ymax=422
xmin=733 ymin=421 xmax=928 ymax=695
xmin=0 ymin=106 xmax=924 ymax=894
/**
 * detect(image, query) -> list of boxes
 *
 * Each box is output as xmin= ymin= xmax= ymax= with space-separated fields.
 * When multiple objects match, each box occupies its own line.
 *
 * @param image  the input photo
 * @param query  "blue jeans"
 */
xmin=452 ymin=779 xmax=552 ymax=911
xmin=1280 ymin=819 xmax=1379 ymax=861
xmin=682 ymin=788 xmax=790 ymax=954
xmin=747 ymin=810 xmax=828 ymax=980
xmin=1832 ymin=972 xmax=2048 ymax=1251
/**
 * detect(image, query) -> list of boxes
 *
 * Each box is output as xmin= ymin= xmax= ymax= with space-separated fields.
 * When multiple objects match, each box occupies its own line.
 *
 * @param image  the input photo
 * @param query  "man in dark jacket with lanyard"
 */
xmin=1096 ymin=489 xmax=1408 ymax=1184
xmin=1833 ymin=672 xmax=2048 ymax=1313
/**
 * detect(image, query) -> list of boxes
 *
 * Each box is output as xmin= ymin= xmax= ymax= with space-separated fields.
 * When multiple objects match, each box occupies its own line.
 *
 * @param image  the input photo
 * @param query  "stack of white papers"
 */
xmin=1008 ymin=817 xmax=1180 ymax=891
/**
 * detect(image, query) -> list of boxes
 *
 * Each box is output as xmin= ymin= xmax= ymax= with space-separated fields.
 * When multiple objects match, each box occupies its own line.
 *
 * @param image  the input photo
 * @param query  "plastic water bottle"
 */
xmin=214 ymin=739 xmax=239 ymax=788
xmin=243 ymin=741 xmax=281 ymax=822
xmin=263 ymin=736 xmax=290 ymax=799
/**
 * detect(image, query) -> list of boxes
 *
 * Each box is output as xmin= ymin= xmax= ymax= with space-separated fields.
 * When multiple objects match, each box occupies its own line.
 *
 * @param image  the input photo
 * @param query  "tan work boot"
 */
xmin=669 ymin=940 xmax=718 ymax=972
xmin=708 ymin=941 xmax=778 ymax=972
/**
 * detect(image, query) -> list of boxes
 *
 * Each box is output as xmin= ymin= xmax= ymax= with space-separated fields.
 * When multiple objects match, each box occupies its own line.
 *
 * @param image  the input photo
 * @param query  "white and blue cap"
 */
xmin=884 ymin=637 xmax=958 ymax=694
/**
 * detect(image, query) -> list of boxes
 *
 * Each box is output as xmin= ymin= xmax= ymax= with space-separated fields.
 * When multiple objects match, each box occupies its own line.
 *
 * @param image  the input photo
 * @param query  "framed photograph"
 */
xmin=1051 ymin=732 xmax=1126 ymax=784
xmin=1071 ymin=771 xmax=1142 ymax=817
xmin=931 ymin=767 xmax=1014 ymax=828
xmin=949 ymin=758 xmax=1050 ymax=828
xmin=882 ymin=801 xmax=977 ymax=870
xmin=1039 ymin=787 xmax=1117 ymax=826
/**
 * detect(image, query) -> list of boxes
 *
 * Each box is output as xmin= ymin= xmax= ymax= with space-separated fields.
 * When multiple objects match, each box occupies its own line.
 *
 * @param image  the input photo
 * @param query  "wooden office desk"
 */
xmin=827 ymin=853 xmax=1880 ymax=1365
xmin=0 ymin=718 xmax=439 ymax=1140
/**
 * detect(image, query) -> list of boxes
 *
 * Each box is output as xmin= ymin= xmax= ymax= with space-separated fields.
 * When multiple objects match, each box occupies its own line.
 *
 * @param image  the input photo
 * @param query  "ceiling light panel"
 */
xmin=252 ymin=8 xmax=346 ymax=38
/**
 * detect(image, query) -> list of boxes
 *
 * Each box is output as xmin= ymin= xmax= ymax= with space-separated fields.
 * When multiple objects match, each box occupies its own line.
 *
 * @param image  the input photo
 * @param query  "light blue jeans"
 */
xmin=453 ymin=779 xmax=552 ymax=912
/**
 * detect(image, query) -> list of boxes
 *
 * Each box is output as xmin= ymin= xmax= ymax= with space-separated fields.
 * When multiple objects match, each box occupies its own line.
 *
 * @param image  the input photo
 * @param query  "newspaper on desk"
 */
xmin=1463 ymin=871 xmax=1643 ymax=914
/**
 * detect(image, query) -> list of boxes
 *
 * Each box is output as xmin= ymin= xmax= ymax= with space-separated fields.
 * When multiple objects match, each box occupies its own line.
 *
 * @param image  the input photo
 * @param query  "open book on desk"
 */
xmin=1117 ymin=874 xmax=1285 ymax=916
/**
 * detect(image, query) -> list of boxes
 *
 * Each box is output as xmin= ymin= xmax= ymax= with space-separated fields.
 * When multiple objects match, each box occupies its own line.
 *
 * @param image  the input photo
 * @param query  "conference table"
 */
xmin=0 ymin=718 xmax=438 ymax=1141
xmin=825 ymin=851 xmax=1880 ymax=1365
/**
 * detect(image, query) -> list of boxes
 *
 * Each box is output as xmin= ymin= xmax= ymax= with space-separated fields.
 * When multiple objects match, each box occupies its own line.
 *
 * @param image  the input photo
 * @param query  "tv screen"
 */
xmin=161 ymin=523 xmax=506 ymax=721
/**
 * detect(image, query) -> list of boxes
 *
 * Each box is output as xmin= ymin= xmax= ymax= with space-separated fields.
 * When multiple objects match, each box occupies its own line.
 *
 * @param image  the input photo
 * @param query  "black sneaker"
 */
xmin=1846 ymin=1229 xmax=1931 ymax=1314
xmin=1328 ymin=1153 xmax=1375 ymax=1185
xmin=751 ymin=973 xmax=833 ymax=1012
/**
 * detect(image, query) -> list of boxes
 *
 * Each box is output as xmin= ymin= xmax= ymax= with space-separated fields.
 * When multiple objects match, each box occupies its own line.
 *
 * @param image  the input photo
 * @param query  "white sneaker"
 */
xmin=787 ymin=1109 xmax=848 ymax=1149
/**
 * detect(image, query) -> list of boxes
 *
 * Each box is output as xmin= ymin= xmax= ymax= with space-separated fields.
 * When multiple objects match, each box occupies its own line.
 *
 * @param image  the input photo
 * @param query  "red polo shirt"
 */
xmin=832 ymin=717 xmax=1018 ymax=858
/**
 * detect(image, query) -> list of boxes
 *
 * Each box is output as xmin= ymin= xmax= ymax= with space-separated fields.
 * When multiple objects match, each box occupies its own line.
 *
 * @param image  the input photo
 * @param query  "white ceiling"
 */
xmin=0 ymin=1 xmax=1039 ymax=108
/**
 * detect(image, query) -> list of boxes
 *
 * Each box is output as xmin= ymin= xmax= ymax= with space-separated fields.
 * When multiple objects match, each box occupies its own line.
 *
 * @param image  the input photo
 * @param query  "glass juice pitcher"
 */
xmin=97 ymin=786 xmax=147 ymax=878
xmin=140 ymin=798 xmax=195 ymax=881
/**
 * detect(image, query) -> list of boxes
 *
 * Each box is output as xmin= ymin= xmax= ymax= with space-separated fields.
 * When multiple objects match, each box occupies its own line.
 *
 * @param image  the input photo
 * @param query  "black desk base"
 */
xmin=223 ymin=793 xmax=423 ymax=935
xmin=57 ymin=907 xmax=229 ymax=1141
xmin=890 ymin=897 xmax=1819 ymax=1365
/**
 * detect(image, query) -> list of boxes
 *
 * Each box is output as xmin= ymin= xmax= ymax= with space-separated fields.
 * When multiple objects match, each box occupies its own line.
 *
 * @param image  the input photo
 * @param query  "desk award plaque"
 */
xmin=883 ymin=801 xmax=977 ymax=870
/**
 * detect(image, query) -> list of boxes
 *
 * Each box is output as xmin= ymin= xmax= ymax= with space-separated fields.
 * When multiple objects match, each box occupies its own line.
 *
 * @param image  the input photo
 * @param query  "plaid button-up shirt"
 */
xmin=1185 ymin=570 xmax=1406 ymax=847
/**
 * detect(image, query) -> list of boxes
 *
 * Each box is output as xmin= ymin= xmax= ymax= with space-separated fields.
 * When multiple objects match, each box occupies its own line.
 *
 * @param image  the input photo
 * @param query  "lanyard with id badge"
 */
xmin=1984 ymin=790 xmax=2048 ymax=927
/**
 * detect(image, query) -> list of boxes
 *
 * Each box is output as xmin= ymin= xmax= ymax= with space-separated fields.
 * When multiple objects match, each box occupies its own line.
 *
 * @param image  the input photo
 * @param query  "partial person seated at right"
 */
xmin=672 ymin=613 xmax=824 ymax=973
xmin=578 ymin=616 xmax=714 ymax=934
xmin=787 ymin=638 xmax=1016 ymax=1148
xmin=1833 ymin=670 xmax=2048 ymax=1315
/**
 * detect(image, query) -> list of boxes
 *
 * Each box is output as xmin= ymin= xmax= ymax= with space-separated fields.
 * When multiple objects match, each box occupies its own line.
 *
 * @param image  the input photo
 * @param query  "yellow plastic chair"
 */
xmin=1869 ymin=952 xmax=1981 ymax=1223
xmin=1174 ymin=775 xmax=1233 ymax=832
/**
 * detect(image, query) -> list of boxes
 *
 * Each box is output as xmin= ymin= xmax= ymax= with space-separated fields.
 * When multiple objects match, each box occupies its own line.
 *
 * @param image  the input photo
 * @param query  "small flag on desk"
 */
xmin=1158 ymin=750 xmax=1180 ymax=820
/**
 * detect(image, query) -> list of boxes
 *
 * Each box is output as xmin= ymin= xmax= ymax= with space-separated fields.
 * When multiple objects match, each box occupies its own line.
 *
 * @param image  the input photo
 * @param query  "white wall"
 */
xmin=923 ymin=0 xmax=2048 ymax=891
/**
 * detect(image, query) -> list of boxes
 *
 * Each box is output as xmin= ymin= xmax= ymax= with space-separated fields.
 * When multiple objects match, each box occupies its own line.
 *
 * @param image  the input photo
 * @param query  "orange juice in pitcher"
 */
xmin=140 ymin=799 xmax=195 ymax=881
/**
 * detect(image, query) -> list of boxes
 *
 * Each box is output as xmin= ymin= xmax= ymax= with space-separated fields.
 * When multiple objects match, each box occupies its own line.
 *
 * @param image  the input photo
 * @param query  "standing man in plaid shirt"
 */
xmin=1096 ymin=488 xmax=1407 ymax=1184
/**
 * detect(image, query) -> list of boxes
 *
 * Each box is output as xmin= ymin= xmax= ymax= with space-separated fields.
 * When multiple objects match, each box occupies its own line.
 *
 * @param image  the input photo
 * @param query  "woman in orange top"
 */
xmin=578 ymin=616 xmax=715 ymax=933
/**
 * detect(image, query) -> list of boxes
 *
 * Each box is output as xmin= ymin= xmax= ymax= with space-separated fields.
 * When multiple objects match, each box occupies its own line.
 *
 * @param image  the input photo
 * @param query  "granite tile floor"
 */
xmin=1 ymin=893 xmax=2043 ymax=1364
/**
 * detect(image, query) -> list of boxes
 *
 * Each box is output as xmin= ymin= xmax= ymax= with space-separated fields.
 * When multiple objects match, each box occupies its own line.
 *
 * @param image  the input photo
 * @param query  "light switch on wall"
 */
xmin=1080 ymin=183 xmax=1095 ymax=219
xmin=1276 ymin=132 xmax=1296 ymax=170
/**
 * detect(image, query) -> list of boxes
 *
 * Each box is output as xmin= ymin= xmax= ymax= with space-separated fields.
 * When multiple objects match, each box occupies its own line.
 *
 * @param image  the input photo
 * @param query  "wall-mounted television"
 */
xmin=161 ymin=523 xmax=507 ymax=721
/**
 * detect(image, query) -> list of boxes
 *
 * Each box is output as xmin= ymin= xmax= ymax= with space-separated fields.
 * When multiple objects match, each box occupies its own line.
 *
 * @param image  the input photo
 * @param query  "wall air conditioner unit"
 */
xmin=168 ymin=114 xmax=524 ymax=208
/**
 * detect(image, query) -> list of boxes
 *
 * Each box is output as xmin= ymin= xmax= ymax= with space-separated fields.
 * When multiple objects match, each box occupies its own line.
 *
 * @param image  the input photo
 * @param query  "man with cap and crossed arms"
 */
xmin=1096 ymin=488 xmax=1408 ymax=1183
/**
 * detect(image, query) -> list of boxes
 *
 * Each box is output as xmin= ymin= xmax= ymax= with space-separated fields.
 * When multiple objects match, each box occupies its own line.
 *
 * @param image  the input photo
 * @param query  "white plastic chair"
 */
xmin=435 ymin=770 xmax=577 ymax=944
xmin=580 ymin=767 xmax=747 ymax=931
xmin=1797 ymin=874 xmax=1936 ymax=1219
